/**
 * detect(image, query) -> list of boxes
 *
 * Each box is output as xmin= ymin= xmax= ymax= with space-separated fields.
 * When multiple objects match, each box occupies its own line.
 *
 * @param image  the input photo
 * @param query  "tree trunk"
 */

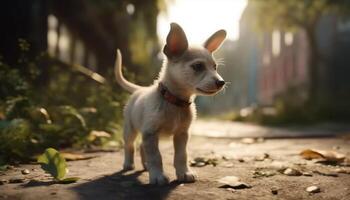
xmin=305 ymin=27 xmax=320 ymax=106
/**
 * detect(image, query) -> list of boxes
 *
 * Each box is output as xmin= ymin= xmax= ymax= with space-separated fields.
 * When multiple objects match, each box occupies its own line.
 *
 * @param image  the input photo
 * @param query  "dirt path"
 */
xmin=1 ymin=123 xmax=350 ymax=200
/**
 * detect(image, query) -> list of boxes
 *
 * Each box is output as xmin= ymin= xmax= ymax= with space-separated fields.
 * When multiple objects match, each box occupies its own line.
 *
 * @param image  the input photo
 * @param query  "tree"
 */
xmin=249 ymin=0 xmax=350 ymax=105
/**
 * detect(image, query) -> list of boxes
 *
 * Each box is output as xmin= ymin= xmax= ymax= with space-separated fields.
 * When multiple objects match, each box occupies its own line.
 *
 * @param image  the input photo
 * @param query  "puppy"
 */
xmin=115 ymin=23 xmax=226 ymax=185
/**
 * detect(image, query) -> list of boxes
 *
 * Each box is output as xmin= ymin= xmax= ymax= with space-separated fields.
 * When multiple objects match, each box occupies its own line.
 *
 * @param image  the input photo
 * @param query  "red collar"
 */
xmin=158 ymin=83 xmax=192 ymax=107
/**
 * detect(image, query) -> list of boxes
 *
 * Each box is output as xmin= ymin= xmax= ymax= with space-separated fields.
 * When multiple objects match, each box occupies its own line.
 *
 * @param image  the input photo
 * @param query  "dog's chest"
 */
xmin=157 ymin=105 xmax=194 ymax=134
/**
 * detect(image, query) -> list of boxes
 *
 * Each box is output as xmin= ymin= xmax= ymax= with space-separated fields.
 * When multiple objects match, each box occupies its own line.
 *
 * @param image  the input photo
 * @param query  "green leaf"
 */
xmin=58 ymin=177 xmax=80 ymax=184
xmin=37 ymin=148 xmax=67 ymax=180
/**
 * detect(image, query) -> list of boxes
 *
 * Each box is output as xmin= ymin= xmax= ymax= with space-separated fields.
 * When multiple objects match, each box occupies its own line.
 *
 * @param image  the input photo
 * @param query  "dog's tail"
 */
xmin=114 ymin=49 xmax=142 ymax=93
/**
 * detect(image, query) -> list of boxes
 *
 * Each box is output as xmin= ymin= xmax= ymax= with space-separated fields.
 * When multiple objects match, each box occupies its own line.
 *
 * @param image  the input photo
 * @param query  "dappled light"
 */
xmin=1 ymin=0 xmax=350 ymax=200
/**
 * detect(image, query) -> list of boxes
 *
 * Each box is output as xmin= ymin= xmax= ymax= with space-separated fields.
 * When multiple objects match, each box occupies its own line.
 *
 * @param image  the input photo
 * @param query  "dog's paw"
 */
xmin=149 ymin=172 xmax=169 ymax=185
xmin=123 ymin=163 xmax=135 ymax=171
xmin=176 ymin=171 xmax=197 ymax=183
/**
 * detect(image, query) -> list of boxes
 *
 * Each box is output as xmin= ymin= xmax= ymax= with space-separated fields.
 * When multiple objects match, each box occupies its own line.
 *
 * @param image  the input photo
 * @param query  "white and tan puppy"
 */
xmin=115 ymin=23 xmax=226 ymax=185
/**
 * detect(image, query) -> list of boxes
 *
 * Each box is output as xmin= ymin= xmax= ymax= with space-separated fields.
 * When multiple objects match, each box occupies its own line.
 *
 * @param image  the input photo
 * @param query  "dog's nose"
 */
xmin=216 ymin=80 xmax=225 ymax=88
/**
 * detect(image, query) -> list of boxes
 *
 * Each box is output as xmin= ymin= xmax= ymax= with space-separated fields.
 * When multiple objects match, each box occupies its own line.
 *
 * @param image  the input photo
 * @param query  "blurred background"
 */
xmin=1 ymin=0 xmax=350 ymax=163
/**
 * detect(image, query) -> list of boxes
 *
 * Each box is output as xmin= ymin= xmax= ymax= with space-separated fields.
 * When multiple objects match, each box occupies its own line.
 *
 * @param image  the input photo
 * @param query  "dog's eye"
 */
xmin=191 ymin=62 xmax=205 ymax=72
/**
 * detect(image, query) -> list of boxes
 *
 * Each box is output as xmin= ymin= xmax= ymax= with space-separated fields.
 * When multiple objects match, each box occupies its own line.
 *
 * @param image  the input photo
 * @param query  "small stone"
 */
xmin=0 ymin=179 xmax=8 ymax=185
xmin=240 ymin=138 xmax=255 ymax=144
xmin=255 ymin=153 xmax=269 ymax=161
xmin=50 ymin=192 xmax=57 ymax=195
xmin=195 ymin=162 xmax=206 ymax=167
xmin=238 ymin=158 xmax=245 ymax=163
xmin=271 ymin=187 xmax=279 ymax=195
xmin=302 ymin=172 xmax=313 ymax=176
xmin=283 ymin=168 xmax=302 ymax=176
xmin=226 ymin=188 xmax=236 ymax=193
xmin=223 ymin=163 xmax=234 ymax=168
xmin=306 ymin=186 xmax=320 ymax=193
xmin=332 ymin=145 xmax=340 ymax=150
xmin=9 ymin=177 xmax=25 ymax=183
xmin=6 ymin=165 xmax=14 ymax=170
xmin=334 ymin=168 xmax=350 ymax=174
xmin=253 ymin=170 xmax=276 ymax=178
xmin=21 ymin=169 xmax=30 ymax=175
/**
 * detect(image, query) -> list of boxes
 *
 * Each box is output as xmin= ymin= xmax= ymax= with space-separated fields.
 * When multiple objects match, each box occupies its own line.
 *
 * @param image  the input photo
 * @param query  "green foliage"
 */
xmin=37 ymin=148 xmax=79 ymax=183
xmin=0 ymin=40 xmax=126 ymax=164
xmin=37 ymin=148 xmax=67 ymax=180
xmin=250 ymin=0 xmax=350 ymax=31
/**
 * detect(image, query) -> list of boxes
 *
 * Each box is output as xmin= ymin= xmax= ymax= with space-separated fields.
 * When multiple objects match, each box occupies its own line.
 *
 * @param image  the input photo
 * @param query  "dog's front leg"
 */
xmin=142 ymin=132 xmax=169 ymax=185
xmin=174 ymin=131 xmax=196 ymax=182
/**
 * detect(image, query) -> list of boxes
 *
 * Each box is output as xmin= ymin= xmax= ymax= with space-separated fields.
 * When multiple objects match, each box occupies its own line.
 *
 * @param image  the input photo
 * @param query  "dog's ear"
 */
xmin=204 ymin=30 xmax=226 ymax=53
xmin=163 ymin=23 xmax=188 ymax=58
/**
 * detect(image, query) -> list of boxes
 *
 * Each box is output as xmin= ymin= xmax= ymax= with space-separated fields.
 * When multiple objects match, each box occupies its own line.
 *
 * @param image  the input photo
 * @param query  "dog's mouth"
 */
xmin=196 ymin=88 xmax=218 ymax=95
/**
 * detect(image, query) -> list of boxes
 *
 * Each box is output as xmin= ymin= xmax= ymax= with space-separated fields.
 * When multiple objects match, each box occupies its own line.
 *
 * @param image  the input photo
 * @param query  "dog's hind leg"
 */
xmin=140 ymin=144 xmax=147 ymax=170
xmin=123 ymin=122 xmax=137 ymax=171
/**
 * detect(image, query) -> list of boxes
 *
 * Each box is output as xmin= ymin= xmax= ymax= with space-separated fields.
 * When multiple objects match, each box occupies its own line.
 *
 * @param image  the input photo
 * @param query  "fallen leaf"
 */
xmin=91 ymin=130 xmax=110 ymax=137
xmin=217 ymin=176 xmax=251 ymax=189
xmin=58 ymin=177 xmax=80 ymax=184
xmin=300 ymin=149 xmax=345 ymax=163
xmin=253 ymin=170 xmax=276 ymax=178
xmin=37 ymin=148 xmax=66 ymax=180
xmin=313 ymin=170 xmax=338 ymax=177
xmin=240 ymin=137 xmax=265 ymax=144
xmin=61 ymin=152 xmax=97 ymax=161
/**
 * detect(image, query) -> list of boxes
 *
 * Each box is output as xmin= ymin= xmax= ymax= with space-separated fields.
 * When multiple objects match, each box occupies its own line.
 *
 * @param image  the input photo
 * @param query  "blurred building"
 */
xmin=237 ymin=2 xmax=350 ymax=112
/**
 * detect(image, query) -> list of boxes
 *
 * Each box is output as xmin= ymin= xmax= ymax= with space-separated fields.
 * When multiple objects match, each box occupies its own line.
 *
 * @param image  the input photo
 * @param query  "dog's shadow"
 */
xmin=72 ymin=169 xmax=181 ymax=200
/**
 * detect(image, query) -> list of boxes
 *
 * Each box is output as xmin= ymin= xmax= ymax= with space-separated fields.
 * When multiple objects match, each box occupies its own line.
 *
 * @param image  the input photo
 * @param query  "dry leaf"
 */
xmin=240 ymin=137 xmax=265 ymax=144
xmin=217 ymin=176 xmax=251 ymax=189
xmin=90 ymin=130 xmax=111 ymax=138
xmin=300 ymin=149 xmax=345 ymax=162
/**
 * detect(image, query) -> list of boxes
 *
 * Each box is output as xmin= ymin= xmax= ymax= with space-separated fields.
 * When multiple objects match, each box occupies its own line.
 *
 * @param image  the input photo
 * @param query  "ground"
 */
xmin=1 ymin=120 xmax=350 ymax=200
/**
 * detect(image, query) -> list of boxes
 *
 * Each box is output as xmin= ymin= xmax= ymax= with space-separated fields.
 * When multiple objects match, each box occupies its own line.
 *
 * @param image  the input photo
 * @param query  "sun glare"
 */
xmin=158 ymin=0 xmax=247 ymax=45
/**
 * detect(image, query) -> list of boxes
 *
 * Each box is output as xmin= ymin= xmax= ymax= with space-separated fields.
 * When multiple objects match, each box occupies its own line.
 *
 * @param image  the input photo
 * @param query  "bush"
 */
xmin=0 ymin=40 xmax=127 ymax=163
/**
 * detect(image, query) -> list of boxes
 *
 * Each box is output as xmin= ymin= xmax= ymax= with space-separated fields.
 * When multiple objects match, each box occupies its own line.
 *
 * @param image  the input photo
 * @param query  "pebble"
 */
xmin=195 ymin=162 xmax=206 ymax=167
xmin=6 ymin=165 xmax=15 ymax=170
xmin=283 ymin=168 xmax=302 ymax=176
xmin=306 ymin=186 xmax=320 ymax=193
xmin=334 ymin=168 xmax=350 ymax=174
xmin=21 ymin=169 xmax=30 ymax=175
xmin=271 ymin=187 xmax=279 ymax=195
xmin=302 ymin=172 xmax=313 ymax=177
xmin=0 ymin=179 xmax=8 ymax=185
xmin=226 ymin=188 xmax=236 ymax=193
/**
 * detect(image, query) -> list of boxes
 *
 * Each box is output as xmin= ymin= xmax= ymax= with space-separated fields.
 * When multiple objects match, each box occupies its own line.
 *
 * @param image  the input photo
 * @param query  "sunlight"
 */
xmin=158 ymin=0 xmax=247 ymax=45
